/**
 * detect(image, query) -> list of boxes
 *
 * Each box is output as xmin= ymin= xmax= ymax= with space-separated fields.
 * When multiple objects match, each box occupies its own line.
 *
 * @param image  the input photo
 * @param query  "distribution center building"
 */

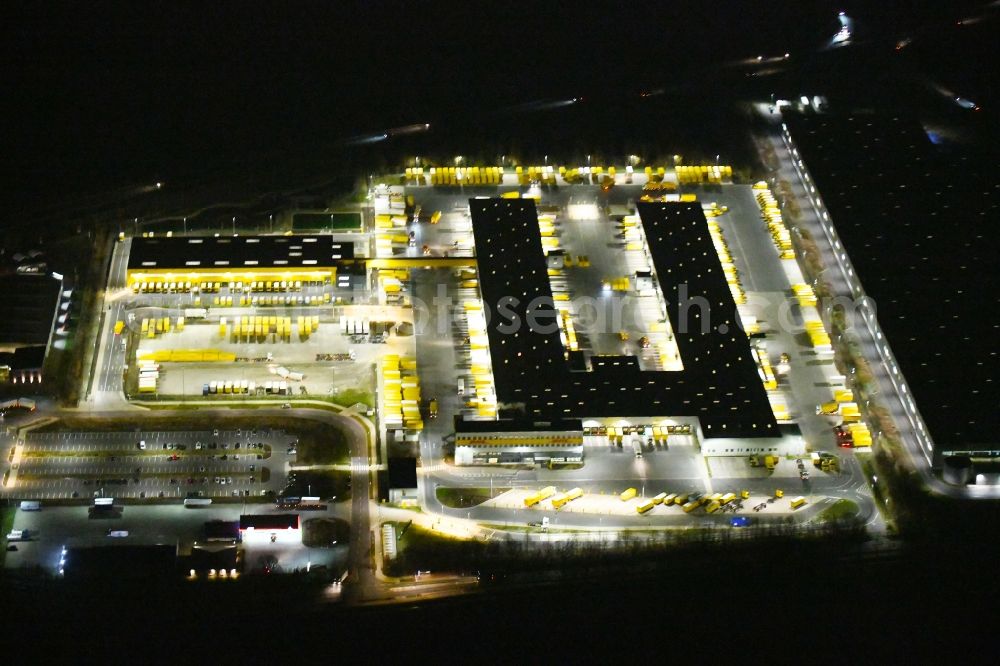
xmin=126 ymin=235 xmax=356 ymax=287
xmin=457 ymin=198 xmax=782 ymax=464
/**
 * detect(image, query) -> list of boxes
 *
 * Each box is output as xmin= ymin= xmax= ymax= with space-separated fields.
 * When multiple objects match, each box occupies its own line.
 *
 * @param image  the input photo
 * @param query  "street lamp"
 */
xmin=183 ymin=217 xmax=187 ymax=234
xmin=232 ymin=216 xmax=236 ymax=235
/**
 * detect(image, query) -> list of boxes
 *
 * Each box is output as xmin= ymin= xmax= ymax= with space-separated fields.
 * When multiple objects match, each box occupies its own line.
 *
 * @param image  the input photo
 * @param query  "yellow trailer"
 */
xmin=637 ymin=499 xmax=656 ymax=514
xmin=652 ymin=492 xmax=667 ymax=505
xmin=552 ymin=487 xmax=583 ymax=509
xmin=620 ymin=487 xmax=637 ymax=502
xmin=682 ymin=500 xmax=699 ymax=513
xmin=662 ymin=493 xmax=677 ymax=506
xmin=524 ymin=485 xmax=557 ymax=507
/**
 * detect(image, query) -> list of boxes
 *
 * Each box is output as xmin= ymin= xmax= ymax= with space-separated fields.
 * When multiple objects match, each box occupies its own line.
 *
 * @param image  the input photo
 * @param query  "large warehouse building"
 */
xmin=126 ymin=235 xmax=357 ymax=287
xmin=454 ymin=198 xmax=782 ymax=463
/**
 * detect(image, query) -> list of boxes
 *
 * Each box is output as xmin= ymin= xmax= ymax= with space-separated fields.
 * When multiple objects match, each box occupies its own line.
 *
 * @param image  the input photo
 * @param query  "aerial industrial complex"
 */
xmin=4 ymin=123 xmax=988 ymax=596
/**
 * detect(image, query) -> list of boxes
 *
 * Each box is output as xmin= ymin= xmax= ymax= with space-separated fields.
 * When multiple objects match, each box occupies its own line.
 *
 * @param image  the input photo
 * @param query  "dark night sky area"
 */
xmin=0 ymin=1 xmax=994 ymax=216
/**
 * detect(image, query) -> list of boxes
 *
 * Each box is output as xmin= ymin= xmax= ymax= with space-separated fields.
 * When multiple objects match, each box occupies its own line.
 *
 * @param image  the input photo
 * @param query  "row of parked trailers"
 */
xmin=674 ymin=165 xmax=733 ymax=185
xmin=462 ymin=300 xmax=498 ymax=419
xmin=340 ymin=317 xmax=370 ymax=336
xmin=138 ymin=361 xmax=160 ymax=394
xmin=382 ymin=354 xmax=423 ymax=432
xmin=203 ymin=380 xmax=291 ymax=395
xmin=753 ymin=182 xmax=795 ymax=260
xmin=523 ymin=486 xmax=584 ymax=509
xmin=706 ymin=217 xmax=747 ymax=307
xmin=140 ymin=317 xmax=184 ymax=338
xmin=218 ymin=315 xmax=317 ymax=343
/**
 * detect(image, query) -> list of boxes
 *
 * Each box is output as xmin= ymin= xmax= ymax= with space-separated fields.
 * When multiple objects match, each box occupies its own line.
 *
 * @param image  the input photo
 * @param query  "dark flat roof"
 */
xmin=239 ymin=513 xmax=300 ymax=530
xmin=128 ymin=235 xmax=354 ymax=271
xmin=188 ymin=545 xmax=238 ymax=570
xmin=0 ymin=345 xmax=47 ymax=370
xmin=0 ymin=274 xmax=61 ymax=346
xmin=469 ymin=198 xmax=777 ymax=438
xmin=63 ymin=545 xmax=176 ymax=579
xmin=203 ymin=520 xmax=240 ymax=541
xmin=387 ymin=457 xmax=417 ymax=489
xmin=786 ymin=112 xmax=999 ymax=449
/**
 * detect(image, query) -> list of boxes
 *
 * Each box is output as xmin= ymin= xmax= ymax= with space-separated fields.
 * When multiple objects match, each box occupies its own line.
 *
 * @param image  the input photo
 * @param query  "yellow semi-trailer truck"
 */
xmin=524 ymin=486 xmax=557 ymax=507
xmin=620 ymin=487 xmax=637 ymax=501
xmin=553 ymin=487 xmax=583 ymax=509
xmin=637 ymin=499 xmax=656 ymax=514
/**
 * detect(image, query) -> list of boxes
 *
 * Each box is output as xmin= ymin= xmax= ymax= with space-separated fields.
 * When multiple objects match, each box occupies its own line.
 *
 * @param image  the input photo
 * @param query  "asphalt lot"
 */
xmin=5 ymin=503 xmax=348 ymax=576
xmin=8 ymin=428 xmax=296 ymax=500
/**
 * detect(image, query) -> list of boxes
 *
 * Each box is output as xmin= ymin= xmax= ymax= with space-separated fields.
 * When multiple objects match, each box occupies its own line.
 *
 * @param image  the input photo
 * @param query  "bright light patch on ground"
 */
xmin=568 ymin=203 xmax=600 ymax=220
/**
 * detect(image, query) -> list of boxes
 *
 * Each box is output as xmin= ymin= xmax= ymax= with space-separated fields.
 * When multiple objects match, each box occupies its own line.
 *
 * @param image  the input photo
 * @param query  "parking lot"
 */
xmin=4 ymin=503 xmax=347 ymax=576
xmin=7 ymin=428 xmax=297 ymax=500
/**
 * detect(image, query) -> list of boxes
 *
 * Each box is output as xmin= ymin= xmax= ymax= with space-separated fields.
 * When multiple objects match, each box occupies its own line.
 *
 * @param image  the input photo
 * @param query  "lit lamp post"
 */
xmin=232 ymin=216 xmax=236 ymax=235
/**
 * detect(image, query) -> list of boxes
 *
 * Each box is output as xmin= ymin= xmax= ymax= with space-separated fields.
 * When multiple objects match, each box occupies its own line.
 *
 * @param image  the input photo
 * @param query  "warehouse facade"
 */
xmin=126 ymin=235 xmax=357 ymax=287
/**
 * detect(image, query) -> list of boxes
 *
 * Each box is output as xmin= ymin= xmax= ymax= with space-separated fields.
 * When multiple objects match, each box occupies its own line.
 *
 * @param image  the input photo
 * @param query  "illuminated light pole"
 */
xmin=232 ymin=216 xmax=236 ymax=235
